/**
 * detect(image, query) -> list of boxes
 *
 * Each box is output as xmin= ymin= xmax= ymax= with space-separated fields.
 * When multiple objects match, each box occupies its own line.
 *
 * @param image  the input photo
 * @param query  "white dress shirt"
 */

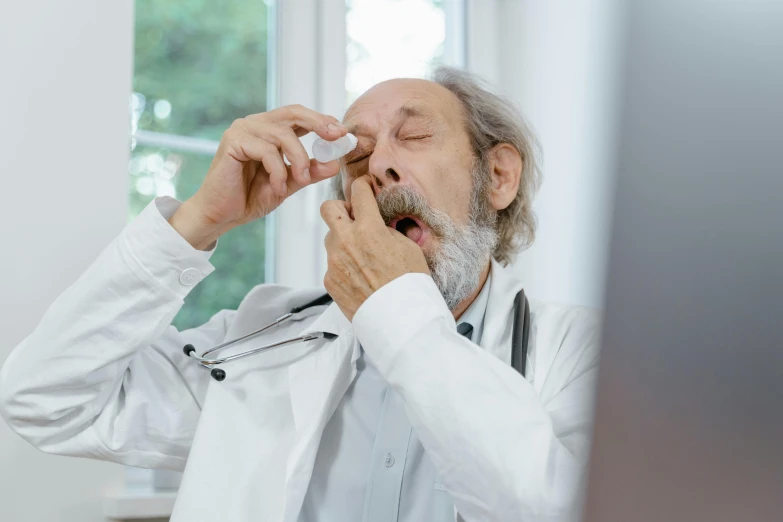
xmin=300 ymin=274 xmax=492 ymax=522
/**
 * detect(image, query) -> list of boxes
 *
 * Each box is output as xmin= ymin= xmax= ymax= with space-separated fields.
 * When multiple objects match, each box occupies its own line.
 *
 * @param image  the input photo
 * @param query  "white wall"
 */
xmin=0 ymin=1 xmax=134 ymax=520
xmin=482 ymin=0 xmax=623 ymax=309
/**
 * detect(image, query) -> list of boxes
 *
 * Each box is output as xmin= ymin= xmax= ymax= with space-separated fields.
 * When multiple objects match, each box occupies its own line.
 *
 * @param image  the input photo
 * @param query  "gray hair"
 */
xmin=333 ymin=66 xmax=542 ymax=265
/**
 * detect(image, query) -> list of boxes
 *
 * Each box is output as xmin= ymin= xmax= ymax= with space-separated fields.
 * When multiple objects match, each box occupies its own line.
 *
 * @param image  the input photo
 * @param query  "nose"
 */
xmin=367 ymin=139 xmax=406 ymax=193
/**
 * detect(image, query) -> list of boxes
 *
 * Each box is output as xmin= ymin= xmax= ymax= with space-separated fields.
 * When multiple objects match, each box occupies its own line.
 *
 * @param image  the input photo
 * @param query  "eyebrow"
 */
xmin=397 ymin=103 xmax=437 ymax=122
xmin=346 ymin=103 xmax=439 ymax=136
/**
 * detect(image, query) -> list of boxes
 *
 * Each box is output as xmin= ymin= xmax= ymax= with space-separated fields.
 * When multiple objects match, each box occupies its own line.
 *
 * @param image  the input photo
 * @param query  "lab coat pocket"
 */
xmin=431 ymin=478 xmax=456 ymax=522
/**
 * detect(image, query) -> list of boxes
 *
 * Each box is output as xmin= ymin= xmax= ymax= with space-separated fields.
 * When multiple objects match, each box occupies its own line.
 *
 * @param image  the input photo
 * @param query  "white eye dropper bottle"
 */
xmin=312 ymin=133 xmax=358 ymax=163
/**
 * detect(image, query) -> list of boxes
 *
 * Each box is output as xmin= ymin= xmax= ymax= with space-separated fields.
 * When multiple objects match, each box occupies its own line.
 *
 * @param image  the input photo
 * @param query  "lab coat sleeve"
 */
xmin=0 ymin=196 xmax=235 ymax=471
xmin=352 ymin=274 xmax=600 ymax=522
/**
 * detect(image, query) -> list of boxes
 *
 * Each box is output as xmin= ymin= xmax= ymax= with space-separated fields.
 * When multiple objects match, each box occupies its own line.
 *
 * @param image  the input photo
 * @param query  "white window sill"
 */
xmin=104 ymin=490 xmax=177 ymax=521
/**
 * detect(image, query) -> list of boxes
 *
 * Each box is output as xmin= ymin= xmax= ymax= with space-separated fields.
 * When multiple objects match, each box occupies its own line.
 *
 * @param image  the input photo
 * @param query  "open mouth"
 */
xmin=388 ymin=215 xmax=429 ymax=246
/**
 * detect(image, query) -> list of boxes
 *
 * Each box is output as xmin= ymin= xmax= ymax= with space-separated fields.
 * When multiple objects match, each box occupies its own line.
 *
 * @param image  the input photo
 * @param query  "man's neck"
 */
xmin=451 ymin=260 xmax=491 ymax=320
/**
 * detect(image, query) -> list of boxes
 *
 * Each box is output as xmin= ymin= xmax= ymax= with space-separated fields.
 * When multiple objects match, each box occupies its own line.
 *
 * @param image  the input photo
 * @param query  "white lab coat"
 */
xmin=0 ymin=197 xmax=601 ymax=522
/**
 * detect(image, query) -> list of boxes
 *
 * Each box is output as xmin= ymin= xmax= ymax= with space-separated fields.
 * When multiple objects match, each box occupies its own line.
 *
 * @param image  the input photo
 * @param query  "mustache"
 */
xmin=375 ymin=186 xmax=451 ymax=238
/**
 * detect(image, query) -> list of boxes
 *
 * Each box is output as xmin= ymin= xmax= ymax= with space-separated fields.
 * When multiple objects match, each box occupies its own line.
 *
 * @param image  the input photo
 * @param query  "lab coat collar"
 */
xmin=481 ymin=258 xmax=526 ymax=366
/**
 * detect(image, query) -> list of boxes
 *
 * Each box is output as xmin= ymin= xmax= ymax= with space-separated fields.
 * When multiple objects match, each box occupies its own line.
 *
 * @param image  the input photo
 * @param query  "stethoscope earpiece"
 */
xmin=211 ymin=368 xmax=226 ymax=381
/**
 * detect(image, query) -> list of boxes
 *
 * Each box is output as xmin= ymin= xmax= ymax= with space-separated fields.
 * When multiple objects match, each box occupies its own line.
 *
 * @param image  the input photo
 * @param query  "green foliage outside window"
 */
xmin=130 ymin=0 xmax=271 ymax=330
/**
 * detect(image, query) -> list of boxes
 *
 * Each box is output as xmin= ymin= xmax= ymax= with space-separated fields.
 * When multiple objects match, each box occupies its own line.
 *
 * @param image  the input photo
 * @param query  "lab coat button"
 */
xmin=384 ymin=453 xmax=395 ymax=468
xmin=179 ymin=268 xmax=201 ymax=286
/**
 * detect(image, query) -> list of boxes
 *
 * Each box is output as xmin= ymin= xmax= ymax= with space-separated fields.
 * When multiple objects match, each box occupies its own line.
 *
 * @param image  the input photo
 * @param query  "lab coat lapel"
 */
xmin=278 ymin=263 xmax=525 ymax=522
xmin=481 ymin=259 xmax=526 ymax=368
xmin=283 ymin=302 xmax=360 ymax=522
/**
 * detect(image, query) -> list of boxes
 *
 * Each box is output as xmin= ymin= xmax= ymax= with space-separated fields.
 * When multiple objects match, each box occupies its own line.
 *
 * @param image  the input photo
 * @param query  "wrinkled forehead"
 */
xmin=342 ymin=78 xmax=464 ymax=137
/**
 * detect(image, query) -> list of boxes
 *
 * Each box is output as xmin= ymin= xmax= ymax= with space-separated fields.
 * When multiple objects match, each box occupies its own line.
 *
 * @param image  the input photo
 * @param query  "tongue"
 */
xmin=401 ymin=222 xmax=423 ymax=243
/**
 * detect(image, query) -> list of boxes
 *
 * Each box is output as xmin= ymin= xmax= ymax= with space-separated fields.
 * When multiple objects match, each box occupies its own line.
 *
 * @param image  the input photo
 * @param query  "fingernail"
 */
xmin=302 ymin=167 xmax=311 ymax=182
xmin=327 ymin=123 xmax=343 ymax=133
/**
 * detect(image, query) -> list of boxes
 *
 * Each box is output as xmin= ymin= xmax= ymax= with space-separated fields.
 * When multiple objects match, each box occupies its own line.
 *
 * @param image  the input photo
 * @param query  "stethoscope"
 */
xmin=184 ymin=290 xmax=530 ymax=382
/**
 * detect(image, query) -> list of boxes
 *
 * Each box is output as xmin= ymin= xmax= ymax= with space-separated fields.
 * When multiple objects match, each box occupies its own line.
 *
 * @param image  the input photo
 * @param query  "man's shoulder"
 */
xmin=528 ymin=298 xmax=602 ymax=372
xmin=529 ymin=299 xmax=601 ymax=335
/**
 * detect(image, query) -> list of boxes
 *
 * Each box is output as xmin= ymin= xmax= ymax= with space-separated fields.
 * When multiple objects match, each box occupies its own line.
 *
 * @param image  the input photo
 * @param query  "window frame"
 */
xmin=129 ymin=0 xmax=278 ymax=284
xmin=123 ymin=0 xmax=279 ymax=497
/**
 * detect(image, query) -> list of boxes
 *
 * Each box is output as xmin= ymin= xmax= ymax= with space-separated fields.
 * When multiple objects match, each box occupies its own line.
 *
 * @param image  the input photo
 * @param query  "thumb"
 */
xmin=308 ymin=158 xmax=341 ymax=182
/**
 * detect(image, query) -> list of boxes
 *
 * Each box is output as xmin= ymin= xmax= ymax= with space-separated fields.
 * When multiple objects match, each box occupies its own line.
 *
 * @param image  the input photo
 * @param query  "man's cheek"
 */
xmin=342 ymin=167 xmax=363 ymax=189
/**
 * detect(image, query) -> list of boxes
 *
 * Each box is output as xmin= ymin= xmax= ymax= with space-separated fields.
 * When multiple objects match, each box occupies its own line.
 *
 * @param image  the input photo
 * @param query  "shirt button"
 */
xmin=384 ymin=453 xmax=395 ymax=468
xmin=179 ymin=268 xmax=201 ymax=286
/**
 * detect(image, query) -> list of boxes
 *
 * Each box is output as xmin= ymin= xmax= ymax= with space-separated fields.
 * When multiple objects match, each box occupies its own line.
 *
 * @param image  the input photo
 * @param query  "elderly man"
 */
xmin=0 ymin=67 xmax=600 ymax=522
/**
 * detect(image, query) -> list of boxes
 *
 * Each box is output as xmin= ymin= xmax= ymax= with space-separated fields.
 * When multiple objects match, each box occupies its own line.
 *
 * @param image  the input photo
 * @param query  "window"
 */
xmin=346 ymin=0 xmax=459 ymax=104
xmin=120 ymin=0 xmax=467 ymax=498
xmin=130 ymin=0 xmax=275 ymax=331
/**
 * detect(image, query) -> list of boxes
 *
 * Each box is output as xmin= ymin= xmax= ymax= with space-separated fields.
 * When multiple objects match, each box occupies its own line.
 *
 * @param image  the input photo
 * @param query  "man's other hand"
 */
xmin=321 ymin=176 xmax=430 ymax=321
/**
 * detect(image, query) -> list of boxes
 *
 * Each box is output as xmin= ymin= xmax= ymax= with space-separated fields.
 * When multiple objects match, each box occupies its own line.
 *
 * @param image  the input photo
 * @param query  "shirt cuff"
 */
xmin=352 ymin=273 xmax=455 ymax=372
xmin=119 ymin=196 xmax=218 ymax=300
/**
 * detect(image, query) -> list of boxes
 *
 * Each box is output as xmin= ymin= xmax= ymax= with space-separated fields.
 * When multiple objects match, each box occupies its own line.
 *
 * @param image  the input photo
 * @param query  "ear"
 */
xmin=486 ymin=143 xmax=522 ymax=211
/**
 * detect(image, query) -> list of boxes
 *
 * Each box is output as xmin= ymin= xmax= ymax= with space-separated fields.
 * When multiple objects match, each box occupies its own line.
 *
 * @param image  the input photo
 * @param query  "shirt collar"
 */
xmin=456 ymin=269 xmax=492 ymax=344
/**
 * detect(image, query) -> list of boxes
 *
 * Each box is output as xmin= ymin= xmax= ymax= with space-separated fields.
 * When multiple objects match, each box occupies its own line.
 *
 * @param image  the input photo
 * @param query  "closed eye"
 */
xmin=345 ymin=149 xmax=372 ymax=164
xmin=345 ymin=135 xmax=431 ymax=164
xmin=345 ymin=148 xmax=373 ymax=165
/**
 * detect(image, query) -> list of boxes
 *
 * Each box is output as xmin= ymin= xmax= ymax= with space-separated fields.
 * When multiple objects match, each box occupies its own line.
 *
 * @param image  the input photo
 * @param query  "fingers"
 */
xmin=320 ymin=199 xmax=352 ymax=230
xmin=238 ymin=122 xmax=308 ymax=186
xmin=280 ymin=158 xmax=341 ymax=197
xmin=349 ymin=176 xmax=384 ymax=225
xmin=247 ymin=156 xmax=342 ymax=206
xmin=227 ymin=105 xmax=346 ymax=199
xmin=258 ymin=104 xmax=347 ymax=141
xmin=253 ymin=157 xmax=342 ymax=208
xmin=223 ymin=130 xmax=288 ymax=193
xmin=307 ymin=158 xmax=341 ymax=183
xmin=276 ymin=129 xmax=312 ymax=185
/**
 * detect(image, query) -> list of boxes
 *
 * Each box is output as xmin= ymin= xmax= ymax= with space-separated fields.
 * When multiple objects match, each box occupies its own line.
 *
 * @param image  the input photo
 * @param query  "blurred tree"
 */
xmin=133 ymin=0 xmax=269 ymax=140
xmin=130 ymin=0 xmax=270 ymax=330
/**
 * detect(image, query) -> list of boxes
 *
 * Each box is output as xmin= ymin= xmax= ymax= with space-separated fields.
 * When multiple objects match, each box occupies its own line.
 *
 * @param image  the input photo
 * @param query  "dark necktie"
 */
xmin=457 ymin=322 xmax=474 ymax=341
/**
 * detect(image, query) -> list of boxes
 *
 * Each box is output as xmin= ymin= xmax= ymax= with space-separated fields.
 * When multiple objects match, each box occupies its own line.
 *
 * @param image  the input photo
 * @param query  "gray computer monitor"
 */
xmin=582 ymin=2 xmax=783 ymax=521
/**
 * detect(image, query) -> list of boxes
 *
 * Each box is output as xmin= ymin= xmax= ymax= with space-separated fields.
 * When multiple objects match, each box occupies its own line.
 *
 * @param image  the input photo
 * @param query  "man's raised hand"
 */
xmin=169 ymin=105 xmax=346 ymax=250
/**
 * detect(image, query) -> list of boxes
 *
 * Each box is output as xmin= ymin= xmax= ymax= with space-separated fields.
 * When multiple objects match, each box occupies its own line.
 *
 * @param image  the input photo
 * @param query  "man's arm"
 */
xmin=353 ymin=274 xmax=600 ymax=522
xmin=1 ymin=104 xmax=349 ymax=469
xmin=0 ymin=197 xmax=232 ymax=470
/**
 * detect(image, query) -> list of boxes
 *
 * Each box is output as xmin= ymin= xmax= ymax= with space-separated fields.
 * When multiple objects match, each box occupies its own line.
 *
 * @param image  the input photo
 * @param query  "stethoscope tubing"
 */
xmin=199 ymin=312 xmax=294 ymax=359
xmin=183 ymin=290 xmax=529 ymax=382
xmin=184 ymin=330 xmax=336 ymax=367
xmin=182 ymin=293 xmax=337 ymax=381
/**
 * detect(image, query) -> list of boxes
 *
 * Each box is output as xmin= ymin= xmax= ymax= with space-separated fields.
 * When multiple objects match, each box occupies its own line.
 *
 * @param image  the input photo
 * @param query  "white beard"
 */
xmin=425 ymin=216 xmax=498 ymax=310
xmin=376 ymin=181 xmax=498 ymax=310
